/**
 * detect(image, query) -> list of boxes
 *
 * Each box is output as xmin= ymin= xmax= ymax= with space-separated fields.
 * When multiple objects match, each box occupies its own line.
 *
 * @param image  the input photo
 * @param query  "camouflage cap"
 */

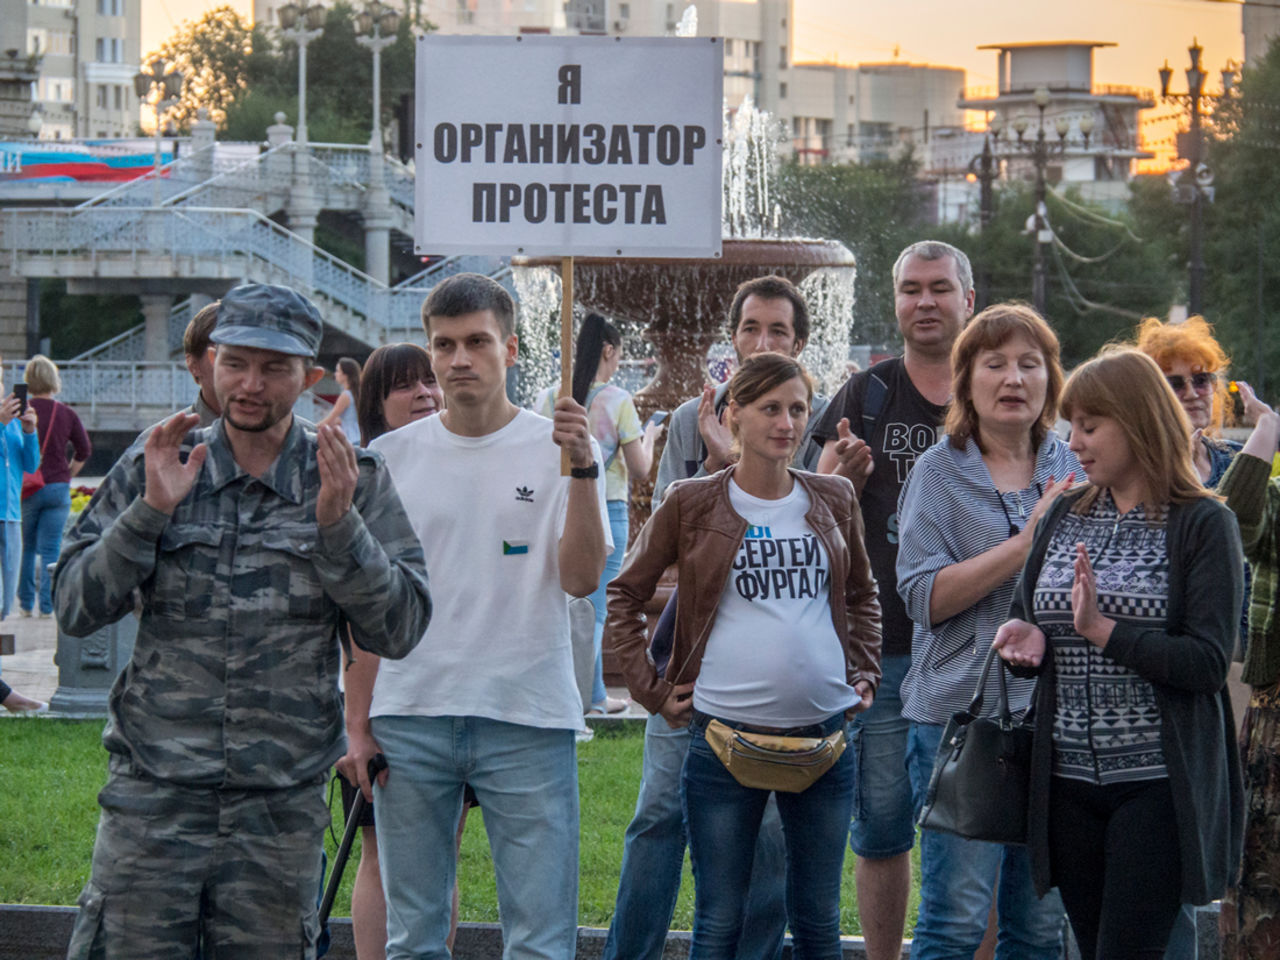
xmin=210 ymin=284 xmax=323 ymax=358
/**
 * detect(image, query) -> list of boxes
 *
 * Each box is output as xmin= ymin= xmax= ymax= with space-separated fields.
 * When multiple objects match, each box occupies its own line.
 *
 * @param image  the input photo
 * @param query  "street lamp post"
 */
xmin=1159 ymin=40 xmax=1235 ymax=316
xmin=354 ymin=0 xmax=400 ymax=285
xmin=981 ymin=86 xmax=1093 ymax=316
xmin=277 ymin=1 xmax=327 ymax=147
xmin=133 ymin=59 xmax=184 ymax=205
xmin=355 ymin=0 xmax=401 ymax=162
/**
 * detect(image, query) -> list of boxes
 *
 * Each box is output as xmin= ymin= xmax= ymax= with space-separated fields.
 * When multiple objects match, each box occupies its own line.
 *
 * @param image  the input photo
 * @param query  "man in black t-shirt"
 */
xmin=813 ymin=240 xmax=974 ymax=960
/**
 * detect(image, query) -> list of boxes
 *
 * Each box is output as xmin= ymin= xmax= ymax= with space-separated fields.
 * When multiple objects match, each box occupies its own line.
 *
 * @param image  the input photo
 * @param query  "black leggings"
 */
xmin=1049 ymin=775 xmax=1183 ymax=960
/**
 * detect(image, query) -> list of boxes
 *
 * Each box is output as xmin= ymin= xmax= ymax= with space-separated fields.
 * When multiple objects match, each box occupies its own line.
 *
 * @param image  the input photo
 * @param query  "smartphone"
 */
xmin=1229 ymin=381 xmax=1245 ymax=422
xmin=13 ymin=383 xmax=27 ymax=416
xmin=645 ymin=410 xmax=669 ymax=430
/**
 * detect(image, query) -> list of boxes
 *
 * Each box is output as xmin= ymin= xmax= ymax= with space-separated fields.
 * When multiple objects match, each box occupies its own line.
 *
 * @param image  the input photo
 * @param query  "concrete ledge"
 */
xmin=0 ymin=903 xmax=1225 ymax=960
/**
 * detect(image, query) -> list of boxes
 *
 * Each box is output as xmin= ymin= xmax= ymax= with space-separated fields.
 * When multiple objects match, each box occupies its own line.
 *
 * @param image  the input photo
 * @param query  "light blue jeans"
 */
xmin=0 ymin=519 xmax=20 ymax=623
xmin=589 ymin=500 xmax=628 ymax=706
xmin=371 ymin=715 xmax=579 ymax=960
xmin=20 ymin=481 xmax=70 ymax=615
xmin=908 ymin=721 xmax=1066 ymax=960
xmin=602 ymin=712 xmax=786 ymax=960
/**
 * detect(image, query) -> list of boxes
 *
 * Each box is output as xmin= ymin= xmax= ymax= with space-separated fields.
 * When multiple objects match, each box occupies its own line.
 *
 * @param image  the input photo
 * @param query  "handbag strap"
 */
xmin=965 ymin=643 xmax=1014 ymax=720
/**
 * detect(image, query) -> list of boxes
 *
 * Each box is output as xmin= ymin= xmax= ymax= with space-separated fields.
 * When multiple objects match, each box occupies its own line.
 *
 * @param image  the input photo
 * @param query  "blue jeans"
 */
xmin=908 ymin=721 xmax=1066 ymax=960
xmin=371 ymin=715 xmax=579 ymax=960
xmin=602 ymin=712 xmax=787 ymax=960
xmin=848 ymin=653 xmax=916 ymax=858
xmin=20 ymin=481 xmax=70 ymax=615
xmin=1164 ymin=906 xmax=1198 ymax=960
xmin=683 ymin=712 xmax=854 ymax=960
xmin=0 ymin=519 xmax=20 ymax=623
xmin=589 ymin=500 xmax=628 ymax=706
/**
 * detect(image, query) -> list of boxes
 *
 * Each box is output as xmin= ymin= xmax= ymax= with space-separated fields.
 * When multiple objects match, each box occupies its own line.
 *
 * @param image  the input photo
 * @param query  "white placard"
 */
xmin=414 ymin=35 xmax=724 ymax=259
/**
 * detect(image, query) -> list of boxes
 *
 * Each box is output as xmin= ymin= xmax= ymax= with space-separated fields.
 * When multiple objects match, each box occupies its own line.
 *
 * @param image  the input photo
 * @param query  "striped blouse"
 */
xmin=897 ymin=432 xmax=1081 ymax=725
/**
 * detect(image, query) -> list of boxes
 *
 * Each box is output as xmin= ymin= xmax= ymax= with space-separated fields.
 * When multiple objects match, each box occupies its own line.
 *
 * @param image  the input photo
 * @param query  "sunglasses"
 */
xmin=1165 ymin=372 xmax=1216 ymax=393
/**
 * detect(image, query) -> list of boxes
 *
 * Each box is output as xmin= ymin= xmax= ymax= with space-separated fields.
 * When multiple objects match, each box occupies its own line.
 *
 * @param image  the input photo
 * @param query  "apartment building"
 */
xmin=249 ymin=0 xmax=962 ymax=163
xmin=14 ymin=0 xmax=142 ymax=139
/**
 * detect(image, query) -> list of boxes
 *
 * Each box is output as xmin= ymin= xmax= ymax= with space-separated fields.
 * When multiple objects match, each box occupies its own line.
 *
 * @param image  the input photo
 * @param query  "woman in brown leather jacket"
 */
xmin=607 ymin=351 xmax=882 ymax=960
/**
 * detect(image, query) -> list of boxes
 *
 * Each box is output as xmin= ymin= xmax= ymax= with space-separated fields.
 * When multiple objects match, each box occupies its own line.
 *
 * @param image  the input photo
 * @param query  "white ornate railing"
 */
xmin=1 ymin=359 xmax=331 ymax=427
xmin=9 ymin=206 xmax=442 ymax=342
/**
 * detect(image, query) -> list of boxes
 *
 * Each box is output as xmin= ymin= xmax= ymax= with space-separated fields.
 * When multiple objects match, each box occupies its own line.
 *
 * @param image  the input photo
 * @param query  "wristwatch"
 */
xmin=570 ymin=461 xmax=600 ymax=479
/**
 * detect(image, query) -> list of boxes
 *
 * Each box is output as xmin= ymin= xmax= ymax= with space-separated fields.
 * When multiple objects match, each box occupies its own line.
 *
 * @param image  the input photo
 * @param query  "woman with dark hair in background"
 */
xmin=336 ymin=343 xmax=445 ymax=960
xmin=321 ymin=356 xmax=364 ymax=445
xmin=537 ymin=313 xmax=658 ymax=714
xmin=994 ymin=347 xmax=1244 ymax=960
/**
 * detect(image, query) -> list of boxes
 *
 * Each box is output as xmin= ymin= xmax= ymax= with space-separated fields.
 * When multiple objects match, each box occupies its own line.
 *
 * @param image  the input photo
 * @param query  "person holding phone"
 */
xmin=0 ymin=354 xmax=38 ymax=624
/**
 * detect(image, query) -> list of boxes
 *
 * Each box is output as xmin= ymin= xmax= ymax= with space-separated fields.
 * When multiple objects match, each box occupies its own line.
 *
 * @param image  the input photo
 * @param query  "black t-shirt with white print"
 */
xmin=813 ymin=356 xmax=947 ymax=657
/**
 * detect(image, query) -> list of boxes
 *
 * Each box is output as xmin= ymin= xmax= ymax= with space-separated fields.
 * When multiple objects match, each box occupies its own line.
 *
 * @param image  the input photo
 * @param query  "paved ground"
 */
xmin=0 ymin=613 xmax=58 ymax=708
xmin=0 ymin=613 xmax=649 ymax=720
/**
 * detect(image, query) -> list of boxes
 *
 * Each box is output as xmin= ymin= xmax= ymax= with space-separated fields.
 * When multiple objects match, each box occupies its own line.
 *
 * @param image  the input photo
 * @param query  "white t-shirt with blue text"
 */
xmin=692 ymin=477 xmax=859 ymax=727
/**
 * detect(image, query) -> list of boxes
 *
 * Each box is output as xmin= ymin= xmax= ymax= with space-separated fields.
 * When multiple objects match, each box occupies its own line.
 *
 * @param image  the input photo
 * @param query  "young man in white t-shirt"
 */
xmin=366 ymin=273 xmax=610 ymax=960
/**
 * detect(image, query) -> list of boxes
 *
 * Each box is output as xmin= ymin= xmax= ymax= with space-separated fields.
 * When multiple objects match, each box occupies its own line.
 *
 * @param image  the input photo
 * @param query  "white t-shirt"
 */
xmin=368 ymin=409 xmax=612 ymax=730
xmin=692 ymin=478 xmax=859 ymax=727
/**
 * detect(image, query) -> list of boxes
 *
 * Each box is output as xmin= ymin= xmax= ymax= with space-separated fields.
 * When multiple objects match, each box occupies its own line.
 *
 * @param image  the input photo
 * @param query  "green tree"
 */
xmin=148 ymin=7 xmax=256 ymax=130
xmin=775 ymin=154 xmax=933 ymax=347
xmin=1203 ymin=34 xmax=1280 ymax=400
xmin=149 ymin=2 xmax=425 ymax=145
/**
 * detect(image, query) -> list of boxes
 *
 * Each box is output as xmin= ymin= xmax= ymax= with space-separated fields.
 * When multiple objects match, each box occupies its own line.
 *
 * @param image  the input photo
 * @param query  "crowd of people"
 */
xmin=33 ymin=235 xmax=1278 ymax=960
xmin=0 ymin=350 xmax=89 ymax=715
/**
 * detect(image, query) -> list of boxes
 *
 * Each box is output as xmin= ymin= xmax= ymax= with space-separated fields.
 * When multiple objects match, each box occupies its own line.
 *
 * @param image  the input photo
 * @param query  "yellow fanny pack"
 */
xmin=703 ymin=718 xmax=846 ymax=793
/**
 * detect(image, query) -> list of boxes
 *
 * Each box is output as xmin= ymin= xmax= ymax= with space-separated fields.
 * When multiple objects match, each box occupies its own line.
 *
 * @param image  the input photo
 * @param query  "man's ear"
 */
xmin=304 ymin=365 xmax=327 ymax=389
xmin=185 ymin=353 xmax=202 ymax=383
xmin=505 ymin=334 xmax=519 ymax=368
xmin=792 ymin=338 xmax=807 ymax=358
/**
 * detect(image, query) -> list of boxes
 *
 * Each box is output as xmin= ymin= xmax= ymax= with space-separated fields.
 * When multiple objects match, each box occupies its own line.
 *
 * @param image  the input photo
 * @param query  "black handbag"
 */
xmin=916 ymin=643 xmax=1035 ymax=846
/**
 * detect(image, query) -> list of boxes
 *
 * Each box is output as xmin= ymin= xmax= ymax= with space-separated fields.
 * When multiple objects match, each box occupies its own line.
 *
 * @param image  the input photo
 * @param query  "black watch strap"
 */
xmin=570 ymin=461 xmax=600 ymax=479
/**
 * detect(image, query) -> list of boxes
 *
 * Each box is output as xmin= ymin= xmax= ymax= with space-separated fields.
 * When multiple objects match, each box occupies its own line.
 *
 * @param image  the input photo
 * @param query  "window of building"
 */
xmin=114 ymin=84 xmax=122 ymax=109
xmin=724 ymin=38 xmax=732 ymax=55
xmin=95 ymin=37 xmax=122 ymax=62
xmin=27 ymin=28 xmax=45 ymax=55
xmin=618 ymin=2 xmax=629 ymax=17
xmin=96 ymin=84 xmax=108 ymax=108
xmin=779 ymin=45 xmax=786 ymax=68
xmin=779 ymin=82 xmax=787 ymax=99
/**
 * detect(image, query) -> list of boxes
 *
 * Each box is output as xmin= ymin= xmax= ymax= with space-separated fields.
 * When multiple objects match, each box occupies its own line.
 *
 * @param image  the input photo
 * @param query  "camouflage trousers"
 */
xmin=66 ymin=756 xmax=330 ymax=960
xmin=1222 ymin=682 xmax=1280 ymax=960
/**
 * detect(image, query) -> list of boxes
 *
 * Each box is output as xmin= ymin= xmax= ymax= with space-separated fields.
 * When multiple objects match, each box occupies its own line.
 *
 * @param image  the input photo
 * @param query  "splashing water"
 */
xmin=511 ymin=267 xmax=561 ymax=407
xmin=512 ymin=97 xmax=857 ymax=407
xmin=800 ymin=266 xmax=858 ymax=395
xmin=723 ymin=97 xmax=786 ymax=240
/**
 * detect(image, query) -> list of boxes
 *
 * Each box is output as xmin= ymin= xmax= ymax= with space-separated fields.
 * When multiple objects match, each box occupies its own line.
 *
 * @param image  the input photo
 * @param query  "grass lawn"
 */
xmin=0 ymin=720 xmax=921 ymax=933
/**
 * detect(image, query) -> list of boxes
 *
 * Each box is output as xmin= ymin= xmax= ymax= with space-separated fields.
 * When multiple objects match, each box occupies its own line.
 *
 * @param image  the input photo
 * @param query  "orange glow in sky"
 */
xmin=143 ymin=0 xmax=1242 ymax=171
xmin=791 ymin=0 xmax=1242 ymax=173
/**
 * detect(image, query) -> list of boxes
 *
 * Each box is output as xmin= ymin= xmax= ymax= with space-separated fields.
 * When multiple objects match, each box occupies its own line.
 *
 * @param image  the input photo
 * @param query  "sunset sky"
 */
xmin=141 ymin=0 xmax=1242 ymax=164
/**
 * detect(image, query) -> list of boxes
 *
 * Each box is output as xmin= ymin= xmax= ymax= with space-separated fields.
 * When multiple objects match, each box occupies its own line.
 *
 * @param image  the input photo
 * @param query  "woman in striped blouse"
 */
xmin=895 ymin=302 xmax=1078 ymax=960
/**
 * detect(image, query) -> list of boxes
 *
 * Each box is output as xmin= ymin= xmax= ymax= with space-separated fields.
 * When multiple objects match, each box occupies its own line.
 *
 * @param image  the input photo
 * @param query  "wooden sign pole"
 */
xmin=560 ymin=255 xmax=574 ymax=476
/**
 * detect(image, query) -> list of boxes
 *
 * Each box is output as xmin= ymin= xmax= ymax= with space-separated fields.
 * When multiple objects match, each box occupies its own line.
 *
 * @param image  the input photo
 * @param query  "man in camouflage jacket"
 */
xmin=55 ymin=283 xmax=432 ymax=960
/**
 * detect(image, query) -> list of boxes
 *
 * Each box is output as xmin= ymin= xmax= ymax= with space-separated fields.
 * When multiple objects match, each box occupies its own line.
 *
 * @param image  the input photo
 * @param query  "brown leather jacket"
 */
xmin=607 ymin=466 xmax=882 ymax=717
